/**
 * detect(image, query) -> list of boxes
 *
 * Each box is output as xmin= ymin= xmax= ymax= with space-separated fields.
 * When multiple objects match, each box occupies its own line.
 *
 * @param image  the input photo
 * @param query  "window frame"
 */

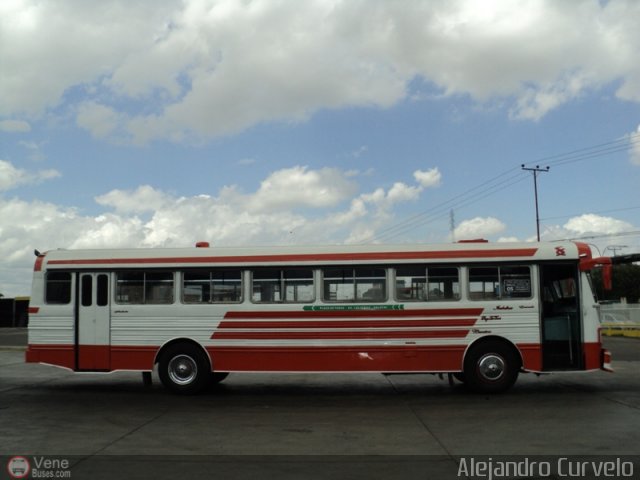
xmin=45 ymin=271 xmax=73 ymax=305
xmin=250 ymin=268 xmax=315 ymax=304
xmin=322 ymin=267 xmax=388 ymax=303
xmin=467 ymin=264 xmax=533 ymax=301
xmin=115 ymin=270 xmax=175 ymax=305
xmin=394 ymin=265 xmax=461 ymax=302
xmin=182 ymin=269 xmax=244 ymax=304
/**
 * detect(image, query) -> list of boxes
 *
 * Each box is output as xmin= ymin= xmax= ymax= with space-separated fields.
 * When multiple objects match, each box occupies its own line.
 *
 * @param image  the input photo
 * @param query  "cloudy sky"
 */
xmin=1 ymin=0 xmax=640 ymax=296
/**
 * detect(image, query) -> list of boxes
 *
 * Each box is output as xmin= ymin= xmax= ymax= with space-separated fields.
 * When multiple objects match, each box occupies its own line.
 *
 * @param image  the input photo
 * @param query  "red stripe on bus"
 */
xmin=27 ymin=342 xmax=553 ymax=372
xmin=34 ymin=255 xmax=45 ymax=272
xmin=212 ymin=330 xmax=469 ymax=340
xmin=207 ymin=345 xmax=468 ymax=372
xmin=216 ymin=319 xmax=478 ymax=330
xmin=45 ymin=248 xmax=538 ymax=266
xmin=28 ymin=307 xmax=40 ymax=314
xmin=223 ymin=308 xmax=484 ymax=319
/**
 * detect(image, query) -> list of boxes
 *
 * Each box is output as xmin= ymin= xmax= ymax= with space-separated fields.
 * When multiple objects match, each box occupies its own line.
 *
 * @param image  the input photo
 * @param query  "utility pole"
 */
xmin=521 ymin=165 xmax=550 ymax=242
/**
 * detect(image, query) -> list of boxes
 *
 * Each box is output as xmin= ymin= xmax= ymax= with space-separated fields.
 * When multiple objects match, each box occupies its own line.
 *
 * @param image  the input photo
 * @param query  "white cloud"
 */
xmin=414 ymin=168 xmax=442 ymax=188
xmin=3 ymin=164 xmax=638 ymax=296
xmin=0 ymin=160 xmax=60 ymax=191
xmin=0 ymin=165 xmax=441 ymax=295
xmin=95 ymin=185 xmax=172 ymax=214
xmin=454 ymin=216 xmax=506 ymax=240
xmin=248 ymin=166 xmax=358 ymax=212
xmin=0 ymin=1 xmax=177 ymax=117
xmin=76 ymin=102 xmax=123 ymax=140
xmin=0 ymin=120 xmax=31 ymax=132
xmin=539 ymin=213 xmax=638 ymax=256
xmin=3 ymin=1 xmax=640 ymax=143
xmin=562 ymin=214 xmax=633 ymax=236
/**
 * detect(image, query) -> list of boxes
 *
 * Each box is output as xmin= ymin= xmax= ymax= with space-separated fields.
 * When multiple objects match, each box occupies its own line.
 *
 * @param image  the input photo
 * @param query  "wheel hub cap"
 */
xmin=168 ymin=355 xmax=197 ymax=385
xmin=478 ymin=354 xmax=505 ymax=381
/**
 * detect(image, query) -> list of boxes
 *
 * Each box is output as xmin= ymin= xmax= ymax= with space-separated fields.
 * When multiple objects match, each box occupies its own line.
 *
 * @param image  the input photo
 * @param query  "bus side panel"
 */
xmin=25 ymin=296 xmax=76 ymax=370
xmin=518 ymin=343 xmax=543 ymax=371
xmin=208 ymin=343 xmax=543 ymax=373
xmin=207 ymin=345 xmax=467 ymax=372
xmin=583 ymin=343 xmax=603 ymax=370
xmin=110 ymin=345 xmax=158 ymax=370
xmin=25 ymin=344 xmax=75 ymax=370
xmin=581 ymin=271 xmax=605 ymax=371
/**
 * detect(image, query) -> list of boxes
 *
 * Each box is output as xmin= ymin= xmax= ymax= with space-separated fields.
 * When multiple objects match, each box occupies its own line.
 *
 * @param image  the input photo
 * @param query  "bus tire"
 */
xmin=158 ymin=343 xmax=210 ymax=395
xmin=463 ymin=340 xmax=520 ymax=393
xmin=211 ymin=372 xmax=229 ymax=384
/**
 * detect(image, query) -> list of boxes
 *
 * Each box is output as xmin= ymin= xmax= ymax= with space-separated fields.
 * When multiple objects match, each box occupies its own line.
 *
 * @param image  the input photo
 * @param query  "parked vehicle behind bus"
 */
xmin=26 ymin=241 xmax=614 ymax=394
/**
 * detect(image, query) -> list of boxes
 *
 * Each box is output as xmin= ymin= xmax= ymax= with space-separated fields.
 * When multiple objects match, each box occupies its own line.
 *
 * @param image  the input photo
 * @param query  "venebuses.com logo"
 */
xmin=6 ymin=456 xmax=71 ymax=479
xmin=6 ymin=456 xmax=30 ymax=479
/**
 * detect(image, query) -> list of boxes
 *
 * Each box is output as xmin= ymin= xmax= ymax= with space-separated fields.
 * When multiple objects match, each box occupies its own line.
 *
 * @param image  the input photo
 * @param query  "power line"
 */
xmin=369 ymin=170 xmax=529 ymax=243
xmin=361 ymin=133 xmax=640 ymax=244
xmin=556 ymin=230 xmax=640 ymax=242
xmin=522 ymin=134 xmax=640 ymax=169
xmin=367 ymin=167 xmax=524 ymax=242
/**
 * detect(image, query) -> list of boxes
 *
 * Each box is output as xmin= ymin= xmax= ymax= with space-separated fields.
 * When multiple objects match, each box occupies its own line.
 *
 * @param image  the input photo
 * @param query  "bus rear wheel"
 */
xmin=463 ymin=340 xmax=520 ymax=393
xmin=158 ymin=343 xmax=210 ymax=395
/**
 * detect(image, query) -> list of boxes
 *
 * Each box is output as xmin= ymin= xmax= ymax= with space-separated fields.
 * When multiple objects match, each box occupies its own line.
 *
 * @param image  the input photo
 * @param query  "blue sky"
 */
xmin=1 ymin=0 xmax=640 ymax=296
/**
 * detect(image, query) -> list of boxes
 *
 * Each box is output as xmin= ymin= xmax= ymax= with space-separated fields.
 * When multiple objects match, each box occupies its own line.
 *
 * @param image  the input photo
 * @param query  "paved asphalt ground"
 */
xmin=1 ymin=329 xmax=639 ymax=479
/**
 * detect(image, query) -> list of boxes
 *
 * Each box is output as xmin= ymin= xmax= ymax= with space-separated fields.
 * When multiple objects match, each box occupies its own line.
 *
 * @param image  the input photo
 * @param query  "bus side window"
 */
xmin=396 ymin=266 xmax=460 ymax=302
xmin=116 ymin=271 xmax=174 ymax=304
xmin=97 ymin=274 xmax=109 ymax=306
xmin=427 ymin=267 xmax=460 ymax=301
xmin=144 ymin=272 xmax=174 ymax=304
xmin=45 ymin=272 xmax=72 ymax=304
xmin=252 ymin=269 xmax=314 ymax=303
xmin=395 ymin=266 xmax=426 ymax=301
xmin=469 ymin=266 xmax=531 ymax=300
xmin=469 ymin=267 xmax=500 ymax=300
xmin=500 ymin=266 xmax=531 ymax=298
xmin=323 ymin=267 xmax=386 ymax=302
xmin=81 ymin=275 xmax=93 ymax=307
xmin=252 ymin=269 xmax=282 ymax=302
xmin=355 ymin=268 xmax=386 ymax=302
xmin=283 ymin=269 xmax=314 ymax=303
xmin=183 ymin=270 xmax=243 ymax=303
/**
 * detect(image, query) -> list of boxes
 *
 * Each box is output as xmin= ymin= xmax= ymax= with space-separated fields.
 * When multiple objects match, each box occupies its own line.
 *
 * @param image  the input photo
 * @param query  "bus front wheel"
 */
xmin=158 ymin=343 xmax=210 ymax=395
xmin=463 ymin=340 xmax=520 ymax=393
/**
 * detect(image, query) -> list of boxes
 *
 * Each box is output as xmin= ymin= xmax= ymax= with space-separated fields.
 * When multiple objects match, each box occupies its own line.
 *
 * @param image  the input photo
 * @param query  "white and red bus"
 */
xmin=26 ymin=240 xmax=613 ymax=394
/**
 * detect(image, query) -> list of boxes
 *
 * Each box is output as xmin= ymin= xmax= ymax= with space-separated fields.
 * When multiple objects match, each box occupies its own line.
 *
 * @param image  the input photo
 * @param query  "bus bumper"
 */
xmin=601 ymin=349 xmax=613 ymax=372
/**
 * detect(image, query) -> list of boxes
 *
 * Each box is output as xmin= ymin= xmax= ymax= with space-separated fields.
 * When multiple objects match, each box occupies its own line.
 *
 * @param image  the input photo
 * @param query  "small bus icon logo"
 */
xmin=7 ymin=456 xmax=30 ymax=479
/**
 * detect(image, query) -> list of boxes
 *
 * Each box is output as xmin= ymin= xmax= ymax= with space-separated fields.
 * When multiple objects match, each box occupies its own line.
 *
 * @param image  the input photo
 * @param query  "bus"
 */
xmin=26 ymin=240 xmax=614 ymax=394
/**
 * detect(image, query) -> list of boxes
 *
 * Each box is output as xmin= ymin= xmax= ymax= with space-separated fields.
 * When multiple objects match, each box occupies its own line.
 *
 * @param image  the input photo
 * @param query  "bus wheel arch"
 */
xmin=462 ymin=336 xmax=522 ymax=393
xmin=156 ymin=339 xmax=211 ymax=395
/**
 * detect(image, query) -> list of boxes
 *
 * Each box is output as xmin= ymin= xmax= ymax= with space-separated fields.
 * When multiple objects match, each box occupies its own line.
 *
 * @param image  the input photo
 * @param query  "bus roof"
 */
xmin=34 ymin=241 xmax=591 ymax=271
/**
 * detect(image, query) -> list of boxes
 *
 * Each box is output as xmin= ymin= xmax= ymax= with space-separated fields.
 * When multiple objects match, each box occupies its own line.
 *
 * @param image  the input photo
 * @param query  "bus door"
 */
xmin=77 ymin=273 xmax=111 ymax=370
xmin=540 ymin=264 xmax=583 ymax=370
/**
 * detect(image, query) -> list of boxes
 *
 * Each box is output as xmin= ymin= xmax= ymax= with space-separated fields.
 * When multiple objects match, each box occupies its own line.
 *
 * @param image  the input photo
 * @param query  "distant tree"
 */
xmin=592 ymin=264 xmax=640 ymax=303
